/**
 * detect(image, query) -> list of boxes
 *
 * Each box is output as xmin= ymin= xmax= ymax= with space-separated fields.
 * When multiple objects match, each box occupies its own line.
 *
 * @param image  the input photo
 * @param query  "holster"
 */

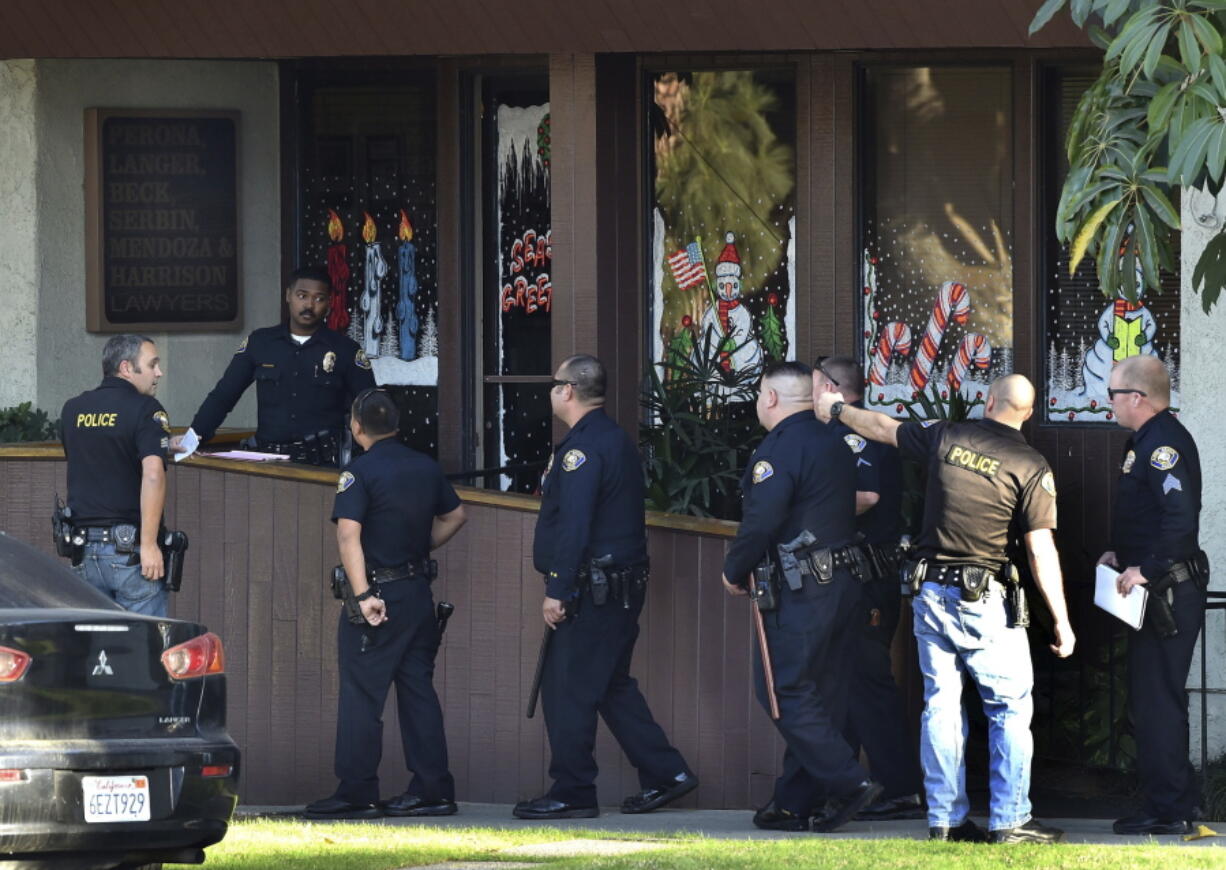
xmin=588 ymin=554 xmax=614 ymax=606
xmin=331 ymin=564 xmax=370 ymax=625
xmin=160 ymin=530 xmax=189 ymax=592
xmin=901 ymin=558 xmax=925 ymax=597
xmin=959 ymin=565 xmax=992 ymax=602
xmin=751 ymin=558 xmax=778 ymax=612
xmin=1149 ymin=588 xmax=1178 ymax=638
xmin=52 ymin=495 xmax=83 ymax=562
xmin=776 ymin=530 xmax=817 ymax=591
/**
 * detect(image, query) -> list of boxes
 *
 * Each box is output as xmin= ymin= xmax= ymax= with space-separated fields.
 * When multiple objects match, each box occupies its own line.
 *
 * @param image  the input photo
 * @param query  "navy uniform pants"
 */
xmin=759 ymin=566 xmax=869 ymax=812
xmin=1129 ymin=577 xmax=1208 ymax=820
xmin=842 ymin=578 xmax=923 ymax=800
xmin=334 ymin=578 xmax=454 ymax=804
xmin=541 ymin=583 xmax=691 ymax=805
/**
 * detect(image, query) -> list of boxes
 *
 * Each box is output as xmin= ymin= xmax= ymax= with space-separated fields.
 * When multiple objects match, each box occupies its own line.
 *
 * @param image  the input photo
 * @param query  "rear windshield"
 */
xmin=0 ymin=531 xmax=121 ymax=610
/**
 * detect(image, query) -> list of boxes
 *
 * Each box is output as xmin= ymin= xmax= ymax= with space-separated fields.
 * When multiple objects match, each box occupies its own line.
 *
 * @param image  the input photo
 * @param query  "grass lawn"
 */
xmin=168 ymin=819 xmax=1226 ymax=870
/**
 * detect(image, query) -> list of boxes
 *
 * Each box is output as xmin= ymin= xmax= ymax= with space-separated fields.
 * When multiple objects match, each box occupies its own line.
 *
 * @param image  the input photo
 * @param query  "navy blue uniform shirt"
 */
xmin=533 ymin=408 xmax=647 ymax=600
xmin=61 ymin=376 xmax=169 ymax=526
xmin=724 ymin=411 xmax=858 ymax=586
xmin=331 ymin=437 xmax=461 ymax=569
xmin=191 ymin=324 xmax=376 ymax=443
xmin=897 ymin=418 xmax=1056 ymax=565
xmin=1110 ymin=409 xmax=1201 ymax=581
xmin=835 ymin=403 xmax=904 ymax=545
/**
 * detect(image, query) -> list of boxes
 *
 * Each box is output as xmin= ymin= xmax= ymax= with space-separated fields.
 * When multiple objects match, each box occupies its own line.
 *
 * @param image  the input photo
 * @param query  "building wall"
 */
xmin=24 ymin=59 xmax=280 ymax=429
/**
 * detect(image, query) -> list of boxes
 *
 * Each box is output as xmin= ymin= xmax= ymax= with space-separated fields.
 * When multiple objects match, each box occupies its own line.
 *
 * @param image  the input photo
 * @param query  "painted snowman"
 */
xmin=1078 ymin=282 xmax=1158 ymax=400
xmin=697 ymin=232 xmax=764 ymax=382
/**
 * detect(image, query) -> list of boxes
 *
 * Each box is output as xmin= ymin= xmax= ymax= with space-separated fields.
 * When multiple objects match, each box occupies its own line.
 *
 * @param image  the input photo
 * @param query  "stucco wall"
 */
xmin=0 ymin=60 xmax=40 ymax=410
xmin=32 ymin=59 xmax=280 ymax=430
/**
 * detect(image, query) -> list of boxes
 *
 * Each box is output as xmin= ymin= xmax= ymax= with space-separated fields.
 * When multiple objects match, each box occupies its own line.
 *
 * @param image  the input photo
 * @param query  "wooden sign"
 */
xmin=85 ymin=109 xmax=241 ymax=332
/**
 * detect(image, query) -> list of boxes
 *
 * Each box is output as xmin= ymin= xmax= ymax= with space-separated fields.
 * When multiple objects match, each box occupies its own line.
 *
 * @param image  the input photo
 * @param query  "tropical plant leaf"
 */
xmin=1030 ymin=0 xmax=1070 ymax=34
xmin=1192 ymin=231 xmax=1226 ymax=313
xmin=1070 ymin=198 xmax=1121 ymax=275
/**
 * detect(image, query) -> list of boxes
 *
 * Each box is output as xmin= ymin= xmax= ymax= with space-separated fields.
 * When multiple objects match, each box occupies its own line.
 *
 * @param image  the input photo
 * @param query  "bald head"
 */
xmin=985 ymin=374 xmax=1035 ymax=428
xmin=1114 ymin=355 xmax=1170 ymax=408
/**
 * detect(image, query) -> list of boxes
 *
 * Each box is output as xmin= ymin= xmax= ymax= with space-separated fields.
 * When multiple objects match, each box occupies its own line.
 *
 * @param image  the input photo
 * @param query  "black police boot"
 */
xmin=382 ymin=792 xmax=458 ymax=817
xmin=857 ymin=792 xmax=925 ymax=821
xmin=752 ymin=799 xmax=810 ymax=832
xmin=813 ymin=781 xmax=883 ymax=833
xmin=512 ymin=795 xmax=599 ymax=820
xmin=621 ymin=772 xmax=699 ymax=814
xmin=929 ymin=818 xmax=990 ymax=842
xmin=1112 ymin=814 xmax=1193 ymax=835
xmin=989 ymin=818 xmax=1065 ymax=844
xmin=302 ymin=795 xmax=382 ymax=820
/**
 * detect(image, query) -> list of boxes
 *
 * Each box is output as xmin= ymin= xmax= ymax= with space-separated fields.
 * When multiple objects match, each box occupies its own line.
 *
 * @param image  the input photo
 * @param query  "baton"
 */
xmin=526 ymin=625 xmax=551 ymax=719
xmin=752 ymin=603 xmax=781 ymax=720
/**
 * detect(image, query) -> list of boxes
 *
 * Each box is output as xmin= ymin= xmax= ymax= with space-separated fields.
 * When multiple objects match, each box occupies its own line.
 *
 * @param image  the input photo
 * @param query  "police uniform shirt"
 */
xmin=190 ymin=324 xmax=376 ymax=444
xmin=1110 ymin=409 xmax=1201 ymax=581
xmin=61 ymin=376 xmax=170 ymax=526
xmin=331 ymin=438 xmax=460 ymax=569
xmin=896 ymin=419 xmax=1056 ymax=564
xmin=533 ymin=408 xmax=647 ymax=601
xmin=724 ymin=411 xmax=857 ymax=585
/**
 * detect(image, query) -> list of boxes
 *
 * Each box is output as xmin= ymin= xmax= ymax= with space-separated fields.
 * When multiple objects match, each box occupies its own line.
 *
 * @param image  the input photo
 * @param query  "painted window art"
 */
xmin=298 ymin=75 xmax=440 ymax=455
xmin=650 ymin=70 xmax=797 ymax=386
xmin=1043 ymin=71 xmax=1181 ymax=423
xmin=861 ymin=66 xmax=1014 ymax=416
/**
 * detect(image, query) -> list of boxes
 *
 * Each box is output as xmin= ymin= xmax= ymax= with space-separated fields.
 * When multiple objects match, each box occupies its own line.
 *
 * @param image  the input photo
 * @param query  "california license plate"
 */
xmin=82 ymin=775 xmax=151 ymax=823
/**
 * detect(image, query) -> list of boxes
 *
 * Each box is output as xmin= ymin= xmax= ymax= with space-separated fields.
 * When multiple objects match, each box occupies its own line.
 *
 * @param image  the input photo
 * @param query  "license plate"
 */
xmin=82 ymin=775 xmax=151 ymax=823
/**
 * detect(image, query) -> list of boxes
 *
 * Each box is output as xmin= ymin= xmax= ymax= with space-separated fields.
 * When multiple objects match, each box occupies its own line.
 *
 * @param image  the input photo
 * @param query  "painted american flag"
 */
xmin=667 ymin=242 xmax=707 ymax=290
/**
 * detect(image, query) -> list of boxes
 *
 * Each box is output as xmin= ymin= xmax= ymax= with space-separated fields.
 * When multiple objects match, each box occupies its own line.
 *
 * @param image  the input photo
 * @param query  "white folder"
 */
xmin=1093 ymin=563 xmax=1147 ymax=631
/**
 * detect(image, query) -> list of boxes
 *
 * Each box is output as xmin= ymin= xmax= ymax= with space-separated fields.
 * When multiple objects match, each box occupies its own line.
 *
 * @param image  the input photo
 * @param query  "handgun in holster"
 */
xmin=776 ymin=530 xmax=817 ymax=591
xmin=330 ymin=564 xmax=370 ymax=626
xmin=751 ymin=557 xmax=778 ymax=612
xmin=52 ymin=495 xmax=84 ymax=563
xmin=1148 ymin=574 xmax=1180 ymax=638
xmin=588 ymin=554 xmax=614 ymax=606
xmin=901 ymin=558 xmax=925 ymax=597
xmin=1001 ymin=564 xmax=1029 ymax=628
xmin=160 ymin=530 xmax=189 ymax=592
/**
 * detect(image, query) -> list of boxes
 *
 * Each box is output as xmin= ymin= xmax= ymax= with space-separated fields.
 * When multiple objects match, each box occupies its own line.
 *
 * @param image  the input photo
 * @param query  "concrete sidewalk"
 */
xmin=238 ymin=803 xmax=1224 ymax=847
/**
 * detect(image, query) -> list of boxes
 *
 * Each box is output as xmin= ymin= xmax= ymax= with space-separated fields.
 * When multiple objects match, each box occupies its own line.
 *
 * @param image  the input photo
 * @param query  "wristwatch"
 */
xmin=830 ymin=400 xmax=845 ymax=419
xmin=355 ymin=588 xmax=378 ymax=603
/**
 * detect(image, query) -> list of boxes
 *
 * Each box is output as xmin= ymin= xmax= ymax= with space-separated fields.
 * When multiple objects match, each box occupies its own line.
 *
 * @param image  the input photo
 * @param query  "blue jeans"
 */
xmin=912 ymin=581 xmax=1033 ymax=832
xmin=74 ymin=541 xmax=168 ymax=617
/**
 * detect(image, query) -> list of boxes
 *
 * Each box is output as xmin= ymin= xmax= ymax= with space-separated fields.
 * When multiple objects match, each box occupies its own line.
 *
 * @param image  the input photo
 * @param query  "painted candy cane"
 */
xmin=946 ymin=332 xmax=991 ymax=390
xmin=910 ymin=281 xmax=970 ymax=391
xmin=867 ymin=321 xmax=913 ymax=386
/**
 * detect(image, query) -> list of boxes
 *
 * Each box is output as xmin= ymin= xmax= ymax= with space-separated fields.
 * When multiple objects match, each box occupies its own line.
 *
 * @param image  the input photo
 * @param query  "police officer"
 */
xmin=813 ymin=356 xmax=923 ymax=821
xmin=513 ymin=354 xmax=697 ymax=820
xmin=1100 ymin=355 xmax=1207 ymax=836
xmin=179 ymin=266 xmax=375 ymax=466
xmin=304 ymin=388 xmax=467 ymax=819
xmin=60 ymin=334 xmax=171 ymax=616
xmin=723 ymin=361 xmax=880 ymax=834
xmin=816 ymin=374 xmax=1074 ymax=844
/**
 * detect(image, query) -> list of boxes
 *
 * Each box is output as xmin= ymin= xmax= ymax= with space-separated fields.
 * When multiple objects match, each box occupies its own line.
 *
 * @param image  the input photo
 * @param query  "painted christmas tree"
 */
xmin=667 ymin=318 xmax=695 ymax=370
xmin=347 ymin=309 xmax=364 ymax=345
xmin=759 ymin=292 xmax=785 ymax=362
xmin=419 ymin=309 xmax=439 ymax=358
xmin=379 ymin=321 xmax=400 ymax=359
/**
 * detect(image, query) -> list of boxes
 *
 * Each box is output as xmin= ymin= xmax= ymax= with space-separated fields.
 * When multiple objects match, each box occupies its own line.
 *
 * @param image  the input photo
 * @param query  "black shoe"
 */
xmin=752 ymin=799 xmax=810 ymax=832
xmin=813 ymin=780 xmax=883 ymax=833
xmin=1112 ymin=815 xmax=1193 ymax=835
xmin=857 ymin=793 xmax=925 ymax=821
xmin=512 ymin=796 xmax=599 ymax=820
xmin=929 ymin=819 xmax=990 ymax=842
xmin=621 ymin=772 xmax=699 ymax=814
xmin=990 ymin=818 xmax=1065 ymax=844
xmin=382 ymin=792 xmax=458 ymax=817
xmin=302 ymin=795 xmax=382 ymax=820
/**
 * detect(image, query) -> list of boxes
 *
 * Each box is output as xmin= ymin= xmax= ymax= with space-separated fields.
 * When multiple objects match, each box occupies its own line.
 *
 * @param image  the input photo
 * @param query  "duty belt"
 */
xmin=578 ymin=560 xmax=649 ymax=607
xmin=254 ymin=429 xmax=339 ymax=466
xmin=81 ymin=524 xmax=139 ymax=553
xmin=792 ymin=542 xmax=865 ymax=585
xmin=1163 ymin=552 xmax=1210 ymax=587
xmin=925 ymin=562 xmax=1003 ymax=587
xmin=856 ymin=542 xmax=898 ymax=583
xmin=368 ymin=559 xmax=437 ymax=585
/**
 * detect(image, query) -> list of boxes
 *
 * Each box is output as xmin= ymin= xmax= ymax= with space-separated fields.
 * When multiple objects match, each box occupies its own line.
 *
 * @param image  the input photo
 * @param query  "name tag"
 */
xmin=944 ymin=444 xmax=1001 ymax=479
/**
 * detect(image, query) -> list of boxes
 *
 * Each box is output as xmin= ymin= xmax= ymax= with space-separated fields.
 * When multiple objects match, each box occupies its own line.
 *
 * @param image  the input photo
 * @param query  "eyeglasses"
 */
xmin=1107 ymin=388 xmax=1147 ymax=400
xmin=550 ymin=379 xmax=577 ymax=390
xmin=814 ymin=356 xmax=840 ymax=388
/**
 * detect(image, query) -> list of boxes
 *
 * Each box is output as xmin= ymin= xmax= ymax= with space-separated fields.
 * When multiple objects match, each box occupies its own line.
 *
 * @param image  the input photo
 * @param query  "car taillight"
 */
xmin=201 ymin=765 xmax=233 ymax=778
xmin=0 ymin=769 xmax=28 ymax=783
xmin=0 ymin=646 xmax=31 ymax=682
xmin=161 ymin=632 xmax=225 ymax=680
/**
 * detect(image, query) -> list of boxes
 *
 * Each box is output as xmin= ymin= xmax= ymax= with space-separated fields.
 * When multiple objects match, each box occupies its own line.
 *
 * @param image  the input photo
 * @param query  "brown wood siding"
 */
xmin=0 ymin=457 xmax=788 ymax=809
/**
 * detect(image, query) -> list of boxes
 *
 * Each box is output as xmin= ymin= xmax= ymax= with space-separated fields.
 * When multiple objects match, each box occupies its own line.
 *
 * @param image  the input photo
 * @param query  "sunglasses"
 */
xmin=1107 ymin=388 xmax=1147 ymax=400
xmin=814 ymin=356 xmax=840 ymax=388
xmin=550 ymin=379 xmax=578 ymax=390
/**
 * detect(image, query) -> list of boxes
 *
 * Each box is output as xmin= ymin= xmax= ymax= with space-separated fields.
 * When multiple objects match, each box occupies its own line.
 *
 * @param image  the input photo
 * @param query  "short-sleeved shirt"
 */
xmin=896 ymin=418 xmax=1056 ymax=565
xmin=61 ymin=376 xmax=169 ymax=526
xmin=1110 ymin=409 xmax=1201 ymax=581
xmin=533 ymin=408 xmax=647 ymax=601
xmin=190 ymin=323 xmax=376 ymax=443
xmin=723 ymin=411 xmax=857 ymax=585
xmin=331 ymin=437 xmax=460 ymax=569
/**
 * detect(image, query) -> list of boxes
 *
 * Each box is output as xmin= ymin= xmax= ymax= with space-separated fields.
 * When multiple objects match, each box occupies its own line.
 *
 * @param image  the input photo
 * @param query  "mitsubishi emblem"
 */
xmin=92 ymin=650 xmax=114 ymax=676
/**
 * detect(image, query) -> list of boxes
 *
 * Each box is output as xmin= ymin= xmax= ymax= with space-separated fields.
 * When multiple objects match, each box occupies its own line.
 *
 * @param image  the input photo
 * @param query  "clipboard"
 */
xmin=1094 ymin=563 xmax=1147 ymax=631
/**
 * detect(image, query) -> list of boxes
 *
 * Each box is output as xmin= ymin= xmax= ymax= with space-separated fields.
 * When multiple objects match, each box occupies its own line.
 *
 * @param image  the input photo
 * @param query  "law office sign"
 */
xmin=85 ymin=109 xmax=241 ymax=332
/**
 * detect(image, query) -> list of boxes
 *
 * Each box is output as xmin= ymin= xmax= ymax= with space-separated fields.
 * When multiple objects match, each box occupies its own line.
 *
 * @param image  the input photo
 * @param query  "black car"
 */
xmin=0 ymin=531 xmax=239 ymax=870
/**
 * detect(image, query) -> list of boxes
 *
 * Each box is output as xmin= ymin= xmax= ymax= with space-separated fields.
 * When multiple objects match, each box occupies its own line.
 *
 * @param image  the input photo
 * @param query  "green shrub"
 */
xmin=0 ymin=402 xmax=59 ymax=443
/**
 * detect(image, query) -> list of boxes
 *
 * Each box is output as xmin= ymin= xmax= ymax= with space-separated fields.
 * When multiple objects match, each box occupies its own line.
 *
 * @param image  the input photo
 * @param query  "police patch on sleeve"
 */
xmin=843 ymin=433 xmax=867 ymax=454
xmin=1163 ymin=473 xmax=1183 ymax=495
xmin=336 ymin=471 xmax=355 ymax=494
xmin=355 ymin=349 xmax=372 ymax=371
xmin=561 ymin=449 xmax=587 ymax=472
xmin=235 ymin=336 xmax=248 ymax=354
xmin=1150 ymin=446 xmax=1180 ymax=470
xmin=752 ymin=460 xmax=774 ymax=483
xmin=153 ymin=410 xmax=171 ymax=433
xmin=1121 ymin=450 xmax=1136 ymax=474
xmin=1041 ymin=471 xmax=1056 ymax=497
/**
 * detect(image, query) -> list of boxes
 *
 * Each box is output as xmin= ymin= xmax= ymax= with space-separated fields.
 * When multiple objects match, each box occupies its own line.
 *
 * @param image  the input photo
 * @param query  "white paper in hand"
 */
xmin=1094 ymin=563 xmax=1147 ymax=631
xmin=172 ymin=427 xmax=200 ymax=463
